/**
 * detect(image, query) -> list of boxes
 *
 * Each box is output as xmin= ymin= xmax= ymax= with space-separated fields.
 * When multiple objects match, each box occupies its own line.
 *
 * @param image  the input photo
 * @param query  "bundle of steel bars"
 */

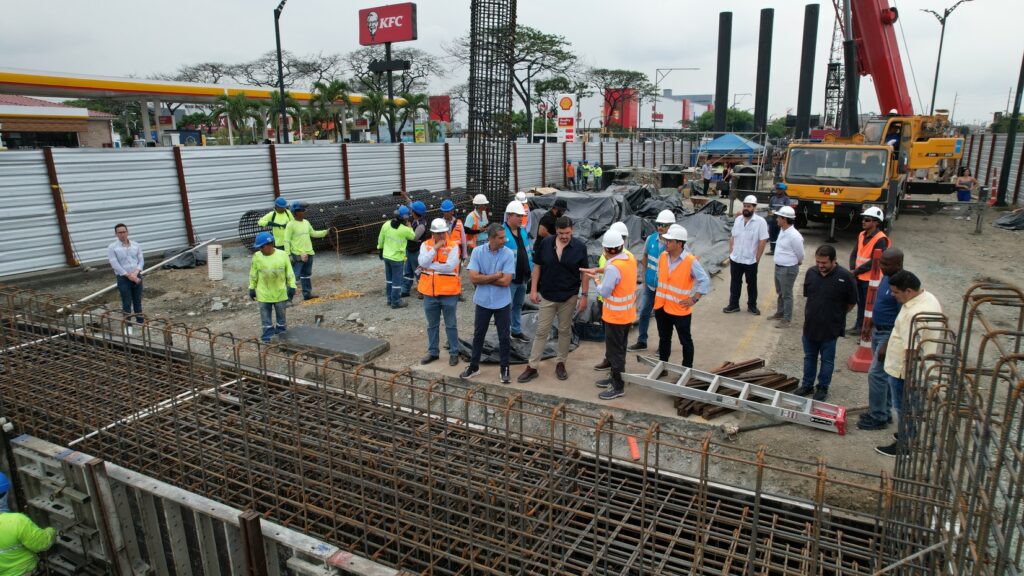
xmin=673 ymin=360 xmax=800 ymax=419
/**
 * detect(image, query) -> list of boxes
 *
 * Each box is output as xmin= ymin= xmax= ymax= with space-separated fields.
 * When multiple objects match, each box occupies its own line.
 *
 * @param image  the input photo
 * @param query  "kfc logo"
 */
xmin=359 ymin=3 xmax=418 ymax=46
xmin=366 ymin=11 xmax=379 ymax=40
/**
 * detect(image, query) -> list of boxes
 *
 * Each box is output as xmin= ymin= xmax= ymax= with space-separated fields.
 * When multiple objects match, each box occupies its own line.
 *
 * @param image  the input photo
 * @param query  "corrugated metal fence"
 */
xmin=3 ymin=139 xmax=697 ymax=278
xmin=963 ymin=132 xmax=1024 ymax=204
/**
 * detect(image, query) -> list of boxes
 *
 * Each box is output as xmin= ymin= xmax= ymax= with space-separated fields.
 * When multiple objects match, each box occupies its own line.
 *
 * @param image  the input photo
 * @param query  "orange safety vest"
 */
xmin=854 ymin=231 xmax=888 ymax=281
xmin=521 ymin=203 xmax=530 ymax=230
xmin=566 ymin=164 xmax=576 ymax=178
xmin=447 ymin=218 xmax=465 ymax=251
xmin=465 ymin=211 xmax=488 ymax=250
xmin=602 ymin=253 xmax=638 ymax=325
xmin=417 ymin=239 xmax=462 ymax=297
xmin=654 ymin=252 xmax=696 ymax=317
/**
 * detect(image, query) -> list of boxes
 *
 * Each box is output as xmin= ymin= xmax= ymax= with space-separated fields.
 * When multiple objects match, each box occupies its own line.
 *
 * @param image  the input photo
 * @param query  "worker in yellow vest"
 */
xmin=257 ymin=197 xmax=293 ymax=249
xmin=0 ymin=472 xmax=57 ymax=576
xmin=592 ymin=164 xmax=603 ymax=190
xmin=249 ymin=232 xmax=297 ymax=343
xmin=418 ymin=218 xmax=462 ymax=367
xmin=283 ymin=202 xmax=328 ymax=300
xmin=583 ymin=229 xmax=637 ymax=400
xmin=653 ymin=224 xmax=711 ymax=367
xmin=848 ymin=206 xmax=890 ymax=334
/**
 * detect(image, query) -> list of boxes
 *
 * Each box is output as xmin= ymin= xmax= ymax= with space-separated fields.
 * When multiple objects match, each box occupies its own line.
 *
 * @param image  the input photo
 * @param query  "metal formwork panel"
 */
xmin=346 ymin=144 xmax=402 ymax=199
xmin=516 ymin=143 xmax=543 ymax=190
xmin=275 ymin=144 xmax=345 ymax=204
xmin=53 ymin=148 xmax=188 ymax=264
xmin=181 ymin=146 xmax=276 ymax=243
xmin=0 ymin=151 xmax=68 ymax=276
xmin=404 ymin=143 xmax=448 ymax=192
xmin=544 ymin=142 xmax=563 ymax=187
xmin=449 ymin=143 xmax=468 ymax=189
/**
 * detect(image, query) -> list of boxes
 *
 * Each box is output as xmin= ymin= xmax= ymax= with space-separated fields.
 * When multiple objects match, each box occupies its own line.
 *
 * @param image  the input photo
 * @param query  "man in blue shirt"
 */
xmin=462 ymin=223 xmax=517 ymax=384
xmin=856 ymin=247 xmax=904 ymax=430
xmin=629 ymin=209 xmax=676 ymax=351
xmin=107 ymin=223 xmax=144 ymax=335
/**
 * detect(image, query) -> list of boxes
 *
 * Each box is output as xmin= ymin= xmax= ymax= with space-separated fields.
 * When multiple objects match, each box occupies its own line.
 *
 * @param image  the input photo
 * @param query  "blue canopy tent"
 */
xmin=692 ymin=133 xmax=765 ymax=165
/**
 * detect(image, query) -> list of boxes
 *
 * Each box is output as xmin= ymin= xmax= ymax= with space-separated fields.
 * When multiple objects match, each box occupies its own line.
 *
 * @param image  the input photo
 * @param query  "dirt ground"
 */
xmin=11 ymin=199 xmax=1023 ymax=487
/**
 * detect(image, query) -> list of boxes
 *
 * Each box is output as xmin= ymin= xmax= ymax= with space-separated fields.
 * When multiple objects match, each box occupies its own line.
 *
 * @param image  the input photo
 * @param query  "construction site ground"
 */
xmin=13 ymin=200 xmax=1023 ymax=484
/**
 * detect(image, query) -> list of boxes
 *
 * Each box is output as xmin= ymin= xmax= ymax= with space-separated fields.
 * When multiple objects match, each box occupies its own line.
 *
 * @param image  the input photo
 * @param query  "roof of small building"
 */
xmin=0 ymin=93 xmax=113 ymax=118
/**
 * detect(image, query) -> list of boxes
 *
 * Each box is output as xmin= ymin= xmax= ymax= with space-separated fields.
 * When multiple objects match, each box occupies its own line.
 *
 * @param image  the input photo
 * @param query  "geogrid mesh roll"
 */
xmin=238 ymin=188 xmax=471 ymax=254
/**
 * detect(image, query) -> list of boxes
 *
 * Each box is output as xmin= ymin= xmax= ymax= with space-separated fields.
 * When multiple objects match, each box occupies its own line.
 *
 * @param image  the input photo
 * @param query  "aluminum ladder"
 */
xmin=623 ymin=356 xmax=847 ymax=434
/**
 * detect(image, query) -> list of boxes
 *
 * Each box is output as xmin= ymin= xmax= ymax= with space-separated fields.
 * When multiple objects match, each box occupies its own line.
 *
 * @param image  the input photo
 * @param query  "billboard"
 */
xmin=359 ymin=3 xmax=418 ymax=46
xmin=428 ymin=95 xmax=451 ymax=122
xmin=556 ymin=93 xmax=576 ymax=143
xmin=602 ymin=88 xmax=639 ymax=130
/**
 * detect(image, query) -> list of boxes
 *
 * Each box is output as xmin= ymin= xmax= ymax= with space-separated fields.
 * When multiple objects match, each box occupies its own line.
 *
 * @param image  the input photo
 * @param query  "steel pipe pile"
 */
xmin=237 ymin=189 xmax=472 ymax=255
xmin=1 ymin=284 xmax=1020 ymax=575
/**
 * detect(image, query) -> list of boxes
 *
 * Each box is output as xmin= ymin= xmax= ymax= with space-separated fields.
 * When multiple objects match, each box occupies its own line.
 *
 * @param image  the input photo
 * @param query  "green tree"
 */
xmin=311 ymin=80 xmax=352 ymax=142
xmin=991 ymin=114 xmax=1022 ymax=133
xmin=262 ymin=91 xmax=302 ymax=141
xmin=344 ymin=46 xmax=447 ymax=95
xmin=209 ymin=93 xmax=261 ymax=145
xmin=178 ymin=111 xmax=214 ymax=132
xmin=64 ymin=98 xmax=142 ymax=144
xmin=767 ymin=116 xmax=789 ymax=138
xmin=396 ymin=92 xmax=430 ymax=140
xmin=534 ymin=76 xmax=571 ymax=119
xmin=588 ymin=69 xmax=655 ymax=134
xmin=693 ymin=108 xmax=755 ymax=133
xmin=358 ymin=91 xmax=390 ymax=141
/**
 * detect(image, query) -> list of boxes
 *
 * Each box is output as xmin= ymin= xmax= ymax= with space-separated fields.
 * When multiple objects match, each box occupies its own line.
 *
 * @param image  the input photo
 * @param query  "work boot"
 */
xmin=420 ymin=354 xmax=439 ymax=365
xmin=774 ymin=319 xmax=792 ymax=328
xmin=768 ymin=312 xmax=784 ymax=320
xmin=555 ymin=362 xmax=568 ymax=381
xmin=449 ymin=356 xmax=459 ymax=367
xmin=392 ymin=301 xmax=408 ymax=309
xmin=517 ymin=366 xmax=539 ymax=383
xmin=874 ymin=442 xmax=902 ymax=457
xmin=748 ymin=306 xmax=761 ymax=316
xmin=304 ymin=292 xmax=318 ymax=300
xmin=722 ymin=306 xmax=741 ymax=314
xmin=500 ymin=366 xmax=511 ymax=384
xmin=593 ymin=359 xmax=611 ymax=371
xmin=793 ymin=385 xmax=814 ymax=396
xmin=627 ymin=341 xmax=647 ymax=351
xmin=813 ymin=387 xmax=829 ymax=401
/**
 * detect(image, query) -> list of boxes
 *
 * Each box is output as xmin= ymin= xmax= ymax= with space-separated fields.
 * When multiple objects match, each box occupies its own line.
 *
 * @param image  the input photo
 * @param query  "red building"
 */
xmin=602 ymin=88 xmax=639 ymax=130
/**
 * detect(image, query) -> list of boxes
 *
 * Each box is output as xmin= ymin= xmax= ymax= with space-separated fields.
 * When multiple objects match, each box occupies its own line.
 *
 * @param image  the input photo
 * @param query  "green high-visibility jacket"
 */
xmin=257 ymin=209 xmax=293 ymax=247
xmin=377 ymin=221 xmax=415 ymax=262
xmin=593 ymin=166 xmax=603 ymax=178
xmin=0 ymin=512 xmax=56 ymax=576
xmin=249 ymin=249 xmax=297 ymax=303
xmin=284 ymin=219 xmax=328 ymax=256
xmin=582 ymin=165 xmax=592 ymax=176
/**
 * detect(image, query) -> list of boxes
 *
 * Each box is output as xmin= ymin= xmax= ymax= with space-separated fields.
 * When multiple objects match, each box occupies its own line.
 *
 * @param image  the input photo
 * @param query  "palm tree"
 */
xmin=426 ymin=119 xmax=443 ymax=142
xmin=358 ymin=91 xmax=389 ymax=142
xmin=209 ymin=93 xmax=260 ymax=145
xmin=263 ymin=91 xmax=302 ymax=142
xmin=396 ymin=92 xmax=430 ymax=141
xmin=311 ymin=80 xmax=351 ymax=143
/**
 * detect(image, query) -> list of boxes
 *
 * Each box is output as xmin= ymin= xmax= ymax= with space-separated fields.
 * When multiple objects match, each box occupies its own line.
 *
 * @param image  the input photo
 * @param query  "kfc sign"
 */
xmin=359 ymin=3 xmax=418 ymax=45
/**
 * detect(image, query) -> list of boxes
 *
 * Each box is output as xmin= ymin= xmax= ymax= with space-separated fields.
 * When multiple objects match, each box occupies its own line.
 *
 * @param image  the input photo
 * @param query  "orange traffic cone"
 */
xmin=847 ymin=248 xmax=884 ymax=372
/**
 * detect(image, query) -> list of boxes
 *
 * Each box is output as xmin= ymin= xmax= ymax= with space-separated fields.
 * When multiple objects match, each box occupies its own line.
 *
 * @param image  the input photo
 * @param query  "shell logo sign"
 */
xmin=556 ymin=93 xmax=576 ymax=143
xmin=558 ymin=96 xmax=573 ymax=111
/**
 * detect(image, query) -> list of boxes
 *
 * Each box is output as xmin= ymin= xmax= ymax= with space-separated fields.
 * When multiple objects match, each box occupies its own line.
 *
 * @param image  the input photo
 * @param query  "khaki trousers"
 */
xmin=527 ymin=295 xmax=578 ymax=368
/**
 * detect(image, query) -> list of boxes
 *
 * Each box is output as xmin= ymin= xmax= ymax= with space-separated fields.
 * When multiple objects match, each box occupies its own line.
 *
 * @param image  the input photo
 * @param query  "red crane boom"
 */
xmin=850 ymin=0 xmax=915 ymax=115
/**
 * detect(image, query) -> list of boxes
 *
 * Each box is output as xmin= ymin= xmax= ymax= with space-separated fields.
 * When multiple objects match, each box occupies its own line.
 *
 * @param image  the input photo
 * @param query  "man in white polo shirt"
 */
xmin=723 ymin=195 xmax=770 ymax=315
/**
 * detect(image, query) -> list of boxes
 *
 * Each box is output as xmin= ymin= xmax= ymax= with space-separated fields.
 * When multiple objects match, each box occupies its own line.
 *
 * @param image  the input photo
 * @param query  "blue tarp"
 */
xmin=698 ymin=133 xmax=764 ymax=154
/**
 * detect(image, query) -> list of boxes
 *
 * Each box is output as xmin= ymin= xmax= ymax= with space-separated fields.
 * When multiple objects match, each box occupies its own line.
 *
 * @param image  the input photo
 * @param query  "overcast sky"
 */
xmin=3 ymin=0 xmax=1020 ymax=126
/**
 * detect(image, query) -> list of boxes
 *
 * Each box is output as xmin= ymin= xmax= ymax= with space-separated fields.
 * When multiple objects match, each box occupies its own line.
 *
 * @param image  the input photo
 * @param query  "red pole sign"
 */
xmin=359 ymin=3 xmax=418 ymax=46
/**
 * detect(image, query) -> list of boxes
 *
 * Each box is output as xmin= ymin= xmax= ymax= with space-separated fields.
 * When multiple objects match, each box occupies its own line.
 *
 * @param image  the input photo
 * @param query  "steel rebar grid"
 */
xmin=0 ymin=285 xmax=996 ymax=575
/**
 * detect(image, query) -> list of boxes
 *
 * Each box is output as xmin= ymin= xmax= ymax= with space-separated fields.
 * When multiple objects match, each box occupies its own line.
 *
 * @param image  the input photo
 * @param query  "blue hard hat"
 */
xmin=410 ymin=201 xmax=427 ymax=216
xmin=775 ymin=182 xmax=787 ymax=191
xmin=275 ymin=197 xmax=288 ymax=209
xmin=397 ymin=205 xmax=411 ymax=218
xmin=0 ymin=471 xmax=10 ymax=494
xmin=253 ymin=231 xmax=275 ymax=249
xmin=440 ymin=199 xmax=455 ymax=212
xmin=291 ymin=201 xmax=306 ymax=212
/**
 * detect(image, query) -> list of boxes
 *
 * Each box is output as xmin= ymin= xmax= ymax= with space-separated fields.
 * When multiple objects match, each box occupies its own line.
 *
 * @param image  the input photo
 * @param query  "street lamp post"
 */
xmin=652 ymin=67 xmax=699 ymax=130
xmin=274 ymin=0 xmax=289 ymax=144
xmin=923 ymin=1 xmax=973 ymax=116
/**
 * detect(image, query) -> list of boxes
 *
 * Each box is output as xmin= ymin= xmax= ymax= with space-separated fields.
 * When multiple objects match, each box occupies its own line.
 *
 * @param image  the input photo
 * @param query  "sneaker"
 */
xmin=420 ymin=354 xmax=439 ymax=365
xmin=449 ymin=356 xmax=459 ymax=367
xmin=555 ymin=362 xmax=568 ymax=381
xmin=593 ymin=359 xmax=611 ymax=371
xmin=517 ymin=366 xmax=539 ymax=383
xmin=460 ymin=365 xmax=481 ymax=379
xmin=874 ymin=442 xmax=901 ymax=457
xmin=813 ymin=387 xmax=829 ymax=401
xmin=856 ymin=417 xmax=889 ymax=431
xmin=595 ymin=377 xmax=614 ymax=389
xmin=794 ymin=385 xmax=814 ymax=396
xmin=598 ymin=388 xmax=624 ymax=400
xmin=748 ymin=306 xmax=761 ymax=316
xmin=511 ymin=332 xmax=529 ymax=342
xmin=391 ymin=301 xmax=408 ymax=309
xmin=304 ymin=293 xmax=318 ymax=300
xmin=722 ymin=306 xmax=741 ymax=314
xmin=500 ymin=366 xmax=511 ymax=384
xmin=768 ymin=312 xmax=784 ymax=320
xmin=774 ymin=319 xmax=792 ymax=328
xmin=627 ymin=342 xmax=647 ymax=351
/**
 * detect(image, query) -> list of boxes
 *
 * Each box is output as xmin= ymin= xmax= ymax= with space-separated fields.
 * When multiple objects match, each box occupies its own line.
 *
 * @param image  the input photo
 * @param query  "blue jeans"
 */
xmin=801 ymin=336 xmax=837 ymax=390
xmin=889 ymin=374 xmax=916 ymax=441
xmin=384 ymin=258 xmax=405 ymax=307
xmin=866 ymin=328 xmax=893 ymax=423
xmin=510 ymin=282 xmax=527 ymax=334
xmin=402 ymin=249 xmax=418 ymax=295
xmin=469 ymin=304 xmax=511 ymax=368
xmin=116 ymin=275 xmax=144 ymax=324
xmin=291 ymin=255 xmax=314 ymax=297
xmin=424 ymin=295 xmax=459 ymax=358
xmin=259 ymin=301 xmax=287 ymax=342
xmin=635 ymin=286 xmax=656 ymax=345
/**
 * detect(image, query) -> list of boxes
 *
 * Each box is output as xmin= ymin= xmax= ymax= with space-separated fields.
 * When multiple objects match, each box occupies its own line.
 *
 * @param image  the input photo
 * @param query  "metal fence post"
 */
xmin=172 ymin=147 xmax=197 ymax=245
xmin=268 ymin=143 xmax=281 ymax=199
xmin=974 ymin=133 xmax=985 ymax=178
xmin=399 ymin=142 xmax=407 ymax=194
xmin=42 ymin=147 xmax=77 ymax=267
xmin=541 ymin=141 xmax=547 ymax=186
xmin=444 ymin=142 xmax=452 ymax=189
xmin=562 ymin=142 xmax=567 ymax=187
xmin=512 ymin=142 xmax=519 ymax=192
xmin=341 ymin=143 xmax=352 ymax=200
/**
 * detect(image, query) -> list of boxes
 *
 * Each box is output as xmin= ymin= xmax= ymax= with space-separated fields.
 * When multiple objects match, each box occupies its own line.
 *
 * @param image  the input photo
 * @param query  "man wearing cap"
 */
xmin=440 ymin=199 xmax=468 ymax=262
xmin=629 ymin=209 xmax=676 ymax=351
xmin=249 ymin=231 xmax=296 ymax=343
xmin=462 ymin=222 xmax=516 ymax=384
xmin=849 ymin=207 xmax=889 ymax=335
xmin=418 ymin=218 xmax=462 ymax=366
xmin=503 ymin=200 xmax=533 ymax=341
xmin=723 ymin=195 xmax=770 ymax=315
xmin=377 ymin=206 xmax=416 ymax=309
xmin=283 ymin=202 xmax=328 ymax=300
xmin=536 ymin=198 xmax=569 ymax=240
xmin=0 ymin=472 xmax=57 ymax=576
xmin=107 ymin=223 xmax=144 ymax=335
xmin=258 ymin=197 xmax=293 ymax=250
xmin=583 ymin=229 xmax=637 ymax=400
xmin=403 ymin=201 xmax=429 ymax=297
xmin=464 ymin=194 xmax=490 ymax=251
xmin=766 ymin=183 xmax=791 ymax=255
xmin=770 ymin=205 xmax=804 ymax=327
xmin=653 ymin=224 xmax=711 ymax=367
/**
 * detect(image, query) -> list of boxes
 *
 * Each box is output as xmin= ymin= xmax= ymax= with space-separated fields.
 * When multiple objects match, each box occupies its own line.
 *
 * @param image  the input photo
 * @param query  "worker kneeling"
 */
xmin=653 ymin=225 xmax=710 ymax=367
xmin=249 ymin=232 xmax=296 ymax=343
xmin=418 ymin=218 xmax=462 ymax=366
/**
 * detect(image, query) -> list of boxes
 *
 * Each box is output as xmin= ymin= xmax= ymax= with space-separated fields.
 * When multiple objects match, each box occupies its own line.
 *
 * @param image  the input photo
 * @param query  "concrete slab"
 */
xmin=275 ymin=326 xmax=389 ymax=363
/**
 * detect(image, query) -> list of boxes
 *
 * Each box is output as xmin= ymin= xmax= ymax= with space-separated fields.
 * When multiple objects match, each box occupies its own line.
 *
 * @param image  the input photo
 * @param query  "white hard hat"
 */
xmin=861 ymin=206 xmax=884 ymax=221
xmin=775 ymin=205 xmax=796 ymax=219
xmin=655 ymin=209 xmax=676 ymax=224
xmin=662 ymin=224 xmax=689 ymax=242
xmin=429 ymin=218 xmax=449 ymax=233
xmin=504 ymin=200 xmax=526 ymax=215
xmin=515 ymin=191 xmax=527 ymax=202
xmin=472 ymin=194 xmax=489 ymax=205
xmin=609 ymin=221 xmax=629 ymax=237
xmin=742 ymin=195 xmax=759 ymax=205
xmin=601 ymin=229 xmax=625 ymax=248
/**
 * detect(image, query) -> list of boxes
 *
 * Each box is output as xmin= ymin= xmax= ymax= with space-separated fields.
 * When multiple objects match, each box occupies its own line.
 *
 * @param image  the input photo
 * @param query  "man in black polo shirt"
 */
xmin=795 ymin=244 xmax=858 ymax=401
xmin=537 ymin=198 xmax=569 ymax=240
xmin=518 ymin=216 xmax=590 ymax=382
